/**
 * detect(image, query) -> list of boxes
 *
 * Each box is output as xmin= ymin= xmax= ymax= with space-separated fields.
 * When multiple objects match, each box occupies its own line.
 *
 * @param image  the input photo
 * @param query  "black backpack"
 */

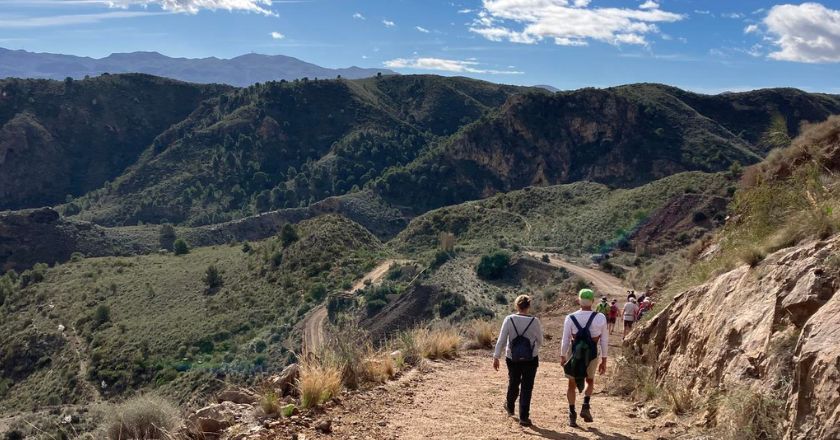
xmin=509 ymin=316 xmax=536 ymax=362
xmin=564 ymin=313 xmax=599 ymax=391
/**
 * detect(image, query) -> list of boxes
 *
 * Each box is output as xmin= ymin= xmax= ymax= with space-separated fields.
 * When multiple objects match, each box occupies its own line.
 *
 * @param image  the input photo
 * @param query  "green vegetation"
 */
xmin=475 ymin=251 xmax=511 ymax=280
xmin=158 ymin=224 xmax=176 ymax=251
xmin=173 ymin=239 xmax=189 ymax=255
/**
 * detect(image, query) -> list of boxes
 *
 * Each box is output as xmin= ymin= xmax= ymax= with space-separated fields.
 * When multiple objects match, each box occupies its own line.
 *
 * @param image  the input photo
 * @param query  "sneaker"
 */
xmin=519 ymin=418 xmax=532 ymax=427
xmin=580 ymin=406 xmax=593 ymax=423
xmin=504 ymin=403 xmax=514 ymax=416
xmin=569 ymin=413 xmax=578 ymax=428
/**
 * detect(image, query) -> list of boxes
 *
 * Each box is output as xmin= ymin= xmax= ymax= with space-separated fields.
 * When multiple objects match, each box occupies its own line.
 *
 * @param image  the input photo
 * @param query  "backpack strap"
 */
xmin=583 ymin=311 xmax=598 ymax=329
xmin=510 ymin=317 xmax=521 ymax=337
xmin=521 ymin=317 xmax=536 ymax=335
xmin=569 ymin=315 xmax=583 ymax=331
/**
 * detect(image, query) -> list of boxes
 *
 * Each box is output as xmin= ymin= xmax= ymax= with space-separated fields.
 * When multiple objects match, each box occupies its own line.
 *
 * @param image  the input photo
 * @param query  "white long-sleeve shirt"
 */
xmin=560 ymin=310 xmax=608 ymax=359
xmin=493 ymin=314 xmax=544 ymax=360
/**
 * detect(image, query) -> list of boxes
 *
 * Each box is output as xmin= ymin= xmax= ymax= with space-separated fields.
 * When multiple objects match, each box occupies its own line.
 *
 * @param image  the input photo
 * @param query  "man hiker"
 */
xmin=493 ymin=294 xmax=544 ymax=427
xmin=623 ymin=297 xmax=639 ymax=340
xmin=595 ymin=296 xmax=609 ymax=315
xmin=561 ymin=289 xmax=608 ymax=428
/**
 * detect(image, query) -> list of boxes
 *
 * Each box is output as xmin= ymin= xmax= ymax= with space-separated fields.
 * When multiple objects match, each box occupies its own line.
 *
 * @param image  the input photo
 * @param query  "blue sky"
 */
xmin=1 ymin=0 xmax=839 ymax=93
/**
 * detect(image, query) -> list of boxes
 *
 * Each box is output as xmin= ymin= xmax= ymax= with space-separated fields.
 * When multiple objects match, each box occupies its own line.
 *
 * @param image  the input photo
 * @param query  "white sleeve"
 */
xmin=599 ymin=315 xmax=608 ymax=358
xmin=493 ymin=317 xmax=510 ymax=359
xmin=560 ymin=316 xmax=572 ymax=357
xmin=534 ymin=318 xmax=544 ymax=350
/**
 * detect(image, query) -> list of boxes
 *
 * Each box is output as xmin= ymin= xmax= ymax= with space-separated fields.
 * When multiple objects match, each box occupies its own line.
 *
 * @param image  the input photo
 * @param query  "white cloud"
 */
xmin=458 ymin=8 xmax=473 ymax=14
xmin=694 ymin=10 xmax=711 ymax=15
xmin=0 ymin=10 xmax=166 ymax=28
xmin=469 ymin=0 xmax=684 ymax=47
xmin=744 ymin=24 xmax=759 ymax=34
xmin=764 ymin=2 xmax=840 ymax=63
xmin=639 ymin=1 xmax=658 ymax=10
xmin=270 ymin=31 xmax=284 ymax=39
xmin=104 ymin=0 xmax=274 ymax=15
xmin=352 ymin=12 xmax=365 ymax=20
xmin=384 ymin=56 xmax=523 ymax=74
xmin=415 ymin=26 xmax=430 ymax=33
xmin=721 ymin=12 xmax=745 ymax=19
xmin=382 ymin=19 xmax=395 ymax=27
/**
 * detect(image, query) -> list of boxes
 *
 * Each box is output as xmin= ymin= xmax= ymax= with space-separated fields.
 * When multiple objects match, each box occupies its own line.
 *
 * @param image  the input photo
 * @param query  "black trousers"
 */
xmin=506 ymin=357 xmax=539 ymax=420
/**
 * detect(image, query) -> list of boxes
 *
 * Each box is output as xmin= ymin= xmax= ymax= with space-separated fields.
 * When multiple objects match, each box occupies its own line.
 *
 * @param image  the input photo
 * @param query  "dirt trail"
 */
xmin=525 ymin=252 xmax=627 ymax=298
xmin=302 ymin=259 xmax=407 ymax=355
xmin=310 ymin=256 xmax=677 ymax=440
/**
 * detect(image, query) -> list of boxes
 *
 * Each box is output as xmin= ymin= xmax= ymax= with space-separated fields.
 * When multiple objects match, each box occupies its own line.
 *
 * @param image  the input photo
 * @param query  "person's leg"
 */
xmin=505 ymin=359 xmax=521 ymax=415
xmin=579 ymin=361 xmax=597 ymax=422
xmin=566 ymin=378 xmax=578 ymax=426
xmin=519 ymin=359 xmax=538 ymax=423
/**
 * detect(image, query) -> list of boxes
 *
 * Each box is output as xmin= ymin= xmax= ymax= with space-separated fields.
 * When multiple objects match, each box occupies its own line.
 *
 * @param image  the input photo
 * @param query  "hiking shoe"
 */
xmin=504 ymin=403 xmax=514 ymax=417
xmin=519 ymin=418 xmax=532 ymax=427
xmin=569 ymin=413 xmax=578 ymax=428
xmin=580 ymin=406 xmax=593 ymax=423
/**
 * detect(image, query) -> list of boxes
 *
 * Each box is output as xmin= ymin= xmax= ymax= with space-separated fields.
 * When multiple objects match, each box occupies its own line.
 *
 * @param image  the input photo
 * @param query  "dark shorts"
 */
xmin=608 ymin=316 xmax=616 ymax=324
xmin=624 ymin=320 xmax=634 ymax=329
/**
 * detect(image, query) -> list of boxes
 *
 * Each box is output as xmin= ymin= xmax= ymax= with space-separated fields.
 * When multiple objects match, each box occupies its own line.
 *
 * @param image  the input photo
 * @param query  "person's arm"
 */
xmin=493 ymin=317 xmax=510 ymax=360
xmin=599 ymin=316 xmax=609 ymax=358
xmin=559 ymin=316 xmax=571 ymax=364
xmin=534 ymin=318 xmax=544 ymax=350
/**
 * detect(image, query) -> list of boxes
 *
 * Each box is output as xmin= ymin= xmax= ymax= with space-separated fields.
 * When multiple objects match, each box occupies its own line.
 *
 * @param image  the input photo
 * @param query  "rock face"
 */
xmin=632 ymin=236 xmax=840 ymax=439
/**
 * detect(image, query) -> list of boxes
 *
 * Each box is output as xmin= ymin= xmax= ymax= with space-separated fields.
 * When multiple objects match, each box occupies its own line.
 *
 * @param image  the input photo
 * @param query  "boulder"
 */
xmin=271 ymin=363 xmax=300 ymax=396
xmin=217 ymin=388 xmax=258 ymax=405
xmin=186 ymin=401 xmax=250 ymax=437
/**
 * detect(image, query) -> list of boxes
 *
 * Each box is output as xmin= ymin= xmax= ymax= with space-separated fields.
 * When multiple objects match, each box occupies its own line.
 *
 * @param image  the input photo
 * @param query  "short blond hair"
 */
xmin=514 ymin=294 xmax=531 ymax=311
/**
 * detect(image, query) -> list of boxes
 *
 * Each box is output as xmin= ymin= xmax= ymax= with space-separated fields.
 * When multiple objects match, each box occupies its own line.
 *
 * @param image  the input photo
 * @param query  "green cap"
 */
xmin=579 ymin=288 xmax=595 ymax=301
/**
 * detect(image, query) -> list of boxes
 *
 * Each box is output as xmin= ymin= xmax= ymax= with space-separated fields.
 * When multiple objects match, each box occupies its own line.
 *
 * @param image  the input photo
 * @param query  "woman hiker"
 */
xmin=492 ymin=294 xmax=544 ymax=427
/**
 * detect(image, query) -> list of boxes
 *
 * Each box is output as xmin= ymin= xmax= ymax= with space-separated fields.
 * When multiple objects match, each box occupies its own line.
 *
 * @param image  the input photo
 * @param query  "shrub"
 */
xmin=259 ymin=390 xmax=280 ymax=416
xmin=739 ymin=246 xmax=766 ymax=268
xmin=494 ymin=292 xmax=508 ymax=305
xmin=281 ymin=224 xmax=299 ymax=248
xmin=431 ymin=250 xmax=452 ymax=268
xmin=159 ymin=224 xmax=176 ymax=251
xmin=100 ymin=394 xmax=180 ymax=440
xmin=204 ymin=265 xmax=222 ymax=290
xmin=413 ymin=327 xmax=460 ymax=360
xmin=366 ymin=299 xmax=387 ymax=317
xmin=540 ymin=254 xmax=550 ymax=263
xmin=173 ymin=239 xmax=189 ymax=255
xmin=93 ymin=305 xmax=111 ymax=328
xmin=70 ymin=252 xmax=86 ymax=262
xmin=438 ymin=292 xmax=466 ymax=318
xmin=606 ymin=354 xmax=658 ymax=402
xmin=241 ymin=242 xmax=252 ymax=253
xmin=361 ymin=353 xmax=396 ymax=384
xmin=476 ymin=251 xmax=511 ymax=280
xmin=308 ymin=284 xmax=328 ymax=302
xmin=663 ymin=380 xmax=695 ymax=415
xmin=465 ymin=320 xmax=496 ymax=349
xmin=298 ymin=362 xmax=342 ymax=409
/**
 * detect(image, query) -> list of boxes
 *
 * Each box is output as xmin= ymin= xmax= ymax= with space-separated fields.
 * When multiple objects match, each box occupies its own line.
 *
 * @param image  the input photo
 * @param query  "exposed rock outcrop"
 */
xmin=631 ymin=236 xmax=840 ymax=439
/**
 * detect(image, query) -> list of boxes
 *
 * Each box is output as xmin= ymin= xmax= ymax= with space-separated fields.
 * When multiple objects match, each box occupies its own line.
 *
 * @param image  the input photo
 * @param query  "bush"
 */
xmin=739 ymin=246 xmax=766 ymax=268
xmin=298 ymin=362 xmax=342 ymax=409
xmin=259 ymin=390 xmax=280 ymax=416
xmin=715 ymin=386 xmax=784 ymax=440
xmin=438 ymin=292 xmax=466 ymax=318
xmin=281 ymin=223 xmax=299 ymax=248
xmin=366 ymin=299 xmax=388 ymax=317
xmin=93 ymin=305 xmax=111 ymax=328
xmin=308 ymin=284 xmax=328 ymax=302
xmin=494 ymin=292 xmax=508 ymax=305
xmin=204 ymin=265 xmax=222 ymax=290
xmin=476 ymin=251 xmax=511 ymax=280
xmin=159 ymin=224 xmax=176 ymax=251
xmin=100 ymin=394 xmax=180 ymax=440
xmin=173 ymin=239 xmax=189 ymax=255
xmin=431 ymin=250 xmax=452 ymax=268
xmin=541 ymin=254 xmax=550 ymax=263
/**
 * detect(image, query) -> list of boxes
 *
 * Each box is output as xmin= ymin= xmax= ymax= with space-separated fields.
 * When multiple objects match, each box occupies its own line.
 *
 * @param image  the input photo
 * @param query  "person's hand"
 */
xmin=560 ymin=356 xmax=566 ymax=365
xmin=598 ymin=359 xmax=607 ymax=375
xmin=493 ymin=358 xmax=500 ymax=371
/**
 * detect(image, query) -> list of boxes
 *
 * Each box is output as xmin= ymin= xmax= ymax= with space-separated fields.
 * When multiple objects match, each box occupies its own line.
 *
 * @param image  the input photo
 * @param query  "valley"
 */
xmin=1 ymin=72 xmax=840 ymax=440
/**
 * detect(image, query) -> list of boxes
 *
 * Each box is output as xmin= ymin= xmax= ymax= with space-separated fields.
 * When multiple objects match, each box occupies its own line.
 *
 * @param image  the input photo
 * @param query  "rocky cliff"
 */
xmin=632 ymin=236 xmax=840 ymax=439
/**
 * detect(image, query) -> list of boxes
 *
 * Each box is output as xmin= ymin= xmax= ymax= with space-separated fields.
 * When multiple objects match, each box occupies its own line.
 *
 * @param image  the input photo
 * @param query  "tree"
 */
xmin=159 ymin=224 xmax=176 ymax=251
xmin=476 ymin=251 xmax=511 ymax=280
xmin=204 ymin=265 xmax=222 ymax=291
xmin=281 ymin=224 xmax=298 ymax=248
xmin=173 ymin=239 xmax=189 ymax=255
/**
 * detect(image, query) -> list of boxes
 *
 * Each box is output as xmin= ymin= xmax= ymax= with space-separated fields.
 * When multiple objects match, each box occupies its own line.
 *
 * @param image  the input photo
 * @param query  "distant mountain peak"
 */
xmin=0 ymin=47 xmax=396 ymax=86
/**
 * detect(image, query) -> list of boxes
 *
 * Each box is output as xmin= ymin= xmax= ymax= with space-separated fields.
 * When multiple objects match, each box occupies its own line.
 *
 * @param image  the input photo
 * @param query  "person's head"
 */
xmin=514 ymin=294 xmax=531 ymax=313
xmin=601 ymin=296 xmax=608 ymax=303
xmin=611 ymin=299 xmax=617 ymax=305
xmin=578 ymin=288 xmax=595 ymax=309
xmin=630 ymin=297 xmax=637 ymax=304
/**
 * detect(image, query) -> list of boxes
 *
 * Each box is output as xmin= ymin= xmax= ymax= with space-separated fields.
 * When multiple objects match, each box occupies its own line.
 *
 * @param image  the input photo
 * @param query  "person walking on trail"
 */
xmin=608 ymin=299 xmax=619 ymax=334
xmin=595 ymin=296 xmax=609 ymax=315
xmin=493 ymin=294 xmax=544 ymax=427
xmin=623 ymin=297 xmax=639 ymax=339
xmin=561 ymin=289 xmax=608 ymax=428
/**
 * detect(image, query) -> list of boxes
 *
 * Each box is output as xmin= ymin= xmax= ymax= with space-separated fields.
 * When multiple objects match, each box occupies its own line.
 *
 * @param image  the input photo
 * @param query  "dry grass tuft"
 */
xmin=738 ymin=246 xmax=767 ymax=268
xmin=662 ymin=380 xmax=695 ymax=415
xmin=298 ymin=361 xmax=342 ymax=409
xmin=259 ymin=390 xmax=281 ymax=417
xmin=606 ymin=351 xmax=659 ymax=402
xmin=100 ymin=394 xmax=181 ymax=440
xmin=714 ymin=385 xmax=785 ymax=440
xmin=413 ymin=327 xmax=461 ymax=360
xmin=361 ymin=353 xmax=396 ymax=384
xmin=464 ymin=319 xmax=496 ymax=349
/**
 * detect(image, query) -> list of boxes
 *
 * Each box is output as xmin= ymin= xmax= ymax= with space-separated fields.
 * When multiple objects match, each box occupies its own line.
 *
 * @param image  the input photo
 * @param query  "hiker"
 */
xmin=561 ymin=289 xmax=608 ymax=428
xmin=623 ymin=297 xmax=639 ymax=339
xmin=595 ymin=296 xmax=609 ymax=316
xmin=627 ymin=290 xmax=636 ymax=302
xmin=608 ymin=299 xmax=619 ymax=334
xmin=637 ymin=297 xmax=652 ymax=320
xmin=493 ymin=294 xmax=544 ymax=427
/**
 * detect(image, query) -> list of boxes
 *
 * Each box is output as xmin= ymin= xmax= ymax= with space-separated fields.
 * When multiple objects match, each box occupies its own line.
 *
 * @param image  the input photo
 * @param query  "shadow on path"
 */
xmin=525 ymin=424 xmax=636 ymax=440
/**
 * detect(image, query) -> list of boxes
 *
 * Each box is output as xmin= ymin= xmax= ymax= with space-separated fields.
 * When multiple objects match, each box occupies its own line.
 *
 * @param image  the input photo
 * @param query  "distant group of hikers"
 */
xmin=491 ymin=287 xmax=654 ymax=428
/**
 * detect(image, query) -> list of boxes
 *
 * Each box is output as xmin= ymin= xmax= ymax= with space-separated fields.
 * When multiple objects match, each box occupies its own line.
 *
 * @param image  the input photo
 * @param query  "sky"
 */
xmin=0 ymin=0 xmax=839 ymax=93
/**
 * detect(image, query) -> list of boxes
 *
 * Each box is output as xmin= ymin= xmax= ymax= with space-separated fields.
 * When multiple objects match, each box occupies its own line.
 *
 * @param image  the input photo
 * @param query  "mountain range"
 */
xmin=0 ymin=47 xmax=396 ymax=86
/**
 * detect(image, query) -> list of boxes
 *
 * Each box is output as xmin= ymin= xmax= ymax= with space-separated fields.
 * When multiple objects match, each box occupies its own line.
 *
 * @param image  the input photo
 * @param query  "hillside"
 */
xmin=69 ymin=75 xmax=528 ymax=226
xmin=375 ymin=85 xmax=840 ymax=212
xmin=0 ymin=74 xmax=230 ymax=210
xmin=0 ymin=214 xmax=386 ymax=413
xmin=0 ymin=48 xmax=395 ymax=86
